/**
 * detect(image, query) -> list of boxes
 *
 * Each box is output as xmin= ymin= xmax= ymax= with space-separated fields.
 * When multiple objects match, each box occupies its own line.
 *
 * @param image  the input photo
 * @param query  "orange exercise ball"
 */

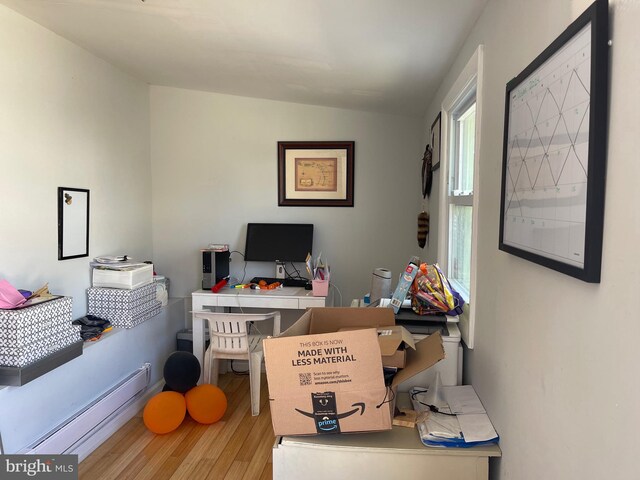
xmin=185 ymin=384 xmax=228 ymax=424
xmin=143 ymin=391 xmax=186 ymax=434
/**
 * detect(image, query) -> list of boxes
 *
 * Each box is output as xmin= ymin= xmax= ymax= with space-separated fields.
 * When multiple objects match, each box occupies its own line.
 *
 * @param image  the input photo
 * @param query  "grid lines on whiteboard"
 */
xmin=504 ymin=24 xmax=591 ymax=268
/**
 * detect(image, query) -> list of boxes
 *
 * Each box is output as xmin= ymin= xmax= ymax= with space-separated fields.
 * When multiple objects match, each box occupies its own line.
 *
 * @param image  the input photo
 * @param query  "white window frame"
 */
xmin=438 ymin=45 xmax=483 ymax=349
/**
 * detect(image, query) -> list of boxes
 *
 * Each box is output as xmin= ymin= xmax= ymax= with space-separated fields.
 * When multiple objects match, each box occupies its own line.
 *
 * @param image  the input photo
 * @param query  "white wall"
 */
xmin=150 ymin=86 xmax=424 ymax=308
xmin=425 ymin=0 xmax=640 ymax=478
xmin=0 ymin=6 xmax=181 ymax=453
xmin=0 ymin=6 xmax=152 ymax=313
xmin=0 ymin=3 xmax=424 ymax=454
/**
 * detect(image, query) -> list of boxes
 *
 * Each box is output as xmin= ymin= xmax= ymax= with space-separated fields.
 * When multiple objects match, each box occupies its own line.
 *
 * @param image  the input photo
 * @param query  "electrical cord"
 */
xmin=330 ymin=282 xmax=343 ymax=306
xmin=375 ymin=386 xmax=396 ymax=408
xmin=230 ymin=250 xmax=247 ymax=283
xmin=410 ymin=388 xmax=457 ymax=416
xmin=284 ymin=262 xmax=307 ymax=281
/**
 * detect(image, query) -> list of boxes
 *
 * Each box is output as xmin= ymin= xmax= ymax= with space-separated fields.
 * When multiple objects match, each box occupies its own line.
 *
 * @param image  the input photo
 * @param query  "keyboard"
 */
xmin=249 ymin=277 xmax=310 ymax=287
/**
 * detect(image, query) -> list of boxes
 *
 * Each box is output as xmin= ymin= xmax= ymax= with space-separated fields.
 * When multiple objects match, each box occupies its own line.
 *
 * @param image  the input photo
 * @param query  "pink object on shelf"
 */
xmin=0 ymin=279 xmax=28 ymax=309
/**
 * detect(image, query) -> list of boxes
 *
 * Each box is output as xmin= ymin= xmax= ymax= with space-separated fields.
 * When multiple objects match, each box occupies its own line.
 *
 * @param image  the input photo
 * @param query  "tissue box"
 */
xmin=0 ymin=297 xmax=80 ymax=367
xmin=87 ymin=283 xmax=161 ymax=329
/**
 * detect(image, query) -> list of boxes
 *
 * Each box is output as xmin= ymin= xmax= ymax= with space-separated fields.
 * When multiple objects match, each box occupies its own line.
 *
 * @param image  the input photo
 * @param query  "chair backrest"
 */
xmin=192 ymin=311 xmax=281 ymax=355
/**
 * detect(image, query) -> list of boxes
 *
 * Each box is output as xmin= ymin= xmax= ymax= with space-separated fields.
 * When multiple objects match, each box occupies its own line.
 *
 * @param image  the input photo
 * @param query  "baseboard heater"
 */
xmin=24 ymin=364 xmax=151 ymax=455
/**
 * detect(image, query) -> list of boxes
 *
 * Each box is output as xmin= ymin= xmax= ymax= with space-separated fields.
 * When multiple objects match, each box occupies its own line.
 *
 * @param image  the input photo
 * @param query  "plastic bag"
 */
xmin=0 ymin=279 xmax=27 ymax=309
xmin=410 ymin=263 xmax=464 ymax=316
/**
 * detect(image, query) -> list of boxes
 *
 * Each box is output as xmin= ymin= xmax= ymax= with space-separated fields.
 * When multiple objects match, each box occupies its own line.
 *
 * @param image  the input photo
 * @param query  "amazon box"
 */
xmin=263 ymin=307 xmax=444 ymax=436
xmin=377 ymin=325 xmax=416 ymax=368
xmin=340 ymin=325 xmax=416 ymax=368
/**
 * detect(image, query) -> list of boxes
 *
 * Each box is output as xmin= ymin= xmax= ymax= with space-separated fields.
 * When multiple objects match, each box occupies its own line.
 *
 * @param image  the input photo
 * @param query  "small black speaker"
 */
xmin=202 ymin=250 xmax=230 ymax=289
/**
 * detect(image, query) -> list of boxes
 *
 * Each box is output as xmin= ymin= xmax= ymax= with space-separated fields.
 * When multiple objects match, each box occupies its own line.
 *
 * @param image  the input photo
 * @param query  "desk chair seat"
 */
xmin=191 ymin=311 xmax=281 ymax=416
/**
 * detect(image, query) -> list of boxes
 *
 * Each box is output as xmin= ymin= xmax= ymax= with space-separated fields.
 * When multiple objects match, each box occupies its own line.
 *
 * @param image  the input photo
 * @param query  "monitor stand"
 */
xmin=275 ymin=261 xmax=286 ymax=279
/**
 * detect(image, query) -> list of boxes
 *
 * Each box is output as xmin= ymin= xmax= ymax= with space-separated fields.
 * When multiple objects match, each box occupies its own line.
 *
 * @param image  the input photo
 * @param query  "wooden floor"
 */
xmin=79 ymin=373 xmax=275 ymax=480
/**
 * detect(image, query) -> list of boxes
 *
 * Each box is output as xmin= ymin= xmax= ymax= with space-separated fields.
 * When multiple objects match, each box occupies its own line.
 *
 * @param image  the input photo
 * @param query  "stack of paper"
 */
xmin=306 ymin=252 xmax=329 ymax=281
xmin=91 ymin=257 xmax=154 ymax=289
xmin=410 ymin=385 xmax=499 ymax=448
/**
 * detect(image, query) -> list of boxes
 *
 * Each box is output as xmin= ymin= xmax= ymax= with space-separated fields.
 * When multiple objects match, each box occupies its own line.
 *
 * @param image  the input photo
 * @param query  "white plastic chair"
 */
xmin=191 ymin=310 xmax=281 ymax=416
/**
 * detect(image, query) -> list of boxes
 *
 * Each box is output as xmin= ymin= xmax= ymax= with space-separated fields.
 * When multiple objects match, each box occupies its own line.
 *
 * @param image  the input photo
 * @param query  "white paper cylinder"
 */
xmin=370 ymin=268 xmax=392 ymax=304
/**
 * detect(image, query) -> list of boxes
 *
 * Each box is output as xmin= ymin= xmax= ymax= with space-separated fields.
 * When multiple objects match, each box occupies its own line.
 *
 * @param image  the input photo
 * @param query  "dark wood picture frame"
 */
xmin=498 ymin=0 xmax=608 ymax=283
xmin=430 ymin=113 xmax=442 ymax=171
xmin=58 ymin=187 xmax=90 ymax=260
xmin=278 ymin=141 xmax=354 ymax=207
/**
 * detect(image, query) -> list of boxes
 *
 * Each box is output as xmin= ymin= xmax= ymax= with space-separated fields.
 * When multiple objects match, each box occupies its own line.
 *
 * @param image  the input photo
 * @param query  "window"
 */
xmin=447 ymin=100 xmax=476 ymax=299
xmin=438 ymin=46 xmax=483 ymax=349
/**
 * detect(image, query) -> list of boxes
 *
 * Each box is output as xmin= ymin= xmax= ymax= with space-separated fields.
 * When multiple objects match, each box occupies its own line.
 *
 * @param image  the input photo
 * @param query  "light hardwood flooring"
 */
xmin=79 ymin=373 xmax=275 ymax=480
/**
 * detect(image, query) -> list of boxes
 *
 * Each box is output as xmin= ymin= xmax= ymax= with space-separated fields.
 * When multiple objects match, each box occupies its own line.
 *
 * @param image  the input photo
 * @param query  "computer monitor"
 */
xmin=244 ymin=223 xmax=313 ymax=264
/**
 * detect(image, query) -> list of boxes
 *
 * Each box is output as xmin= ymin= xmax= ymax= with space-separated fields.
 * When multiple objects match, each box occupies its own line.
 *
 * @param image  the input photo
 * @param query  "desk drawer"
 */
xmin=299 ymin=298 xmax=326 ymax=309
xmin=192 ymin=295 xmax=218 ymax=310
xmin=218 ymin=297 xmax=300 ymax=309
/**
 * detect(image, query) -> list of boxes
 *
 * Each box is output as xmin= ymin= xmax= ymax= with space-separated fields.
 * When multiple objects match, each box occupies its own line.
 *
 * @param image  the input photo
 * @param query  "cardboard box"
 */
xmin=263 ymin=307 xmax=444 ymax=436
xmin=338 ymin=325 xmax=416 ymax=368
xmin=377 ymin=325 xmax=416 ymax=368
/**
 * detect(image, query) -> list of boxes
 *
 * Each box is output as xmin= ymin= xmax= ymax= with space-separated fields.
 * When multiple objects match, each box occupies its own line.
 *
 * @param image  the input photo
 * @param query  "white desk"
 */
xmin=191 ymin=288 xmax=326 ymax=383
xmin=273 ymin=428 xmax=501 ymax=480
xmin=272 ymin=393 xmax=501 ymax=479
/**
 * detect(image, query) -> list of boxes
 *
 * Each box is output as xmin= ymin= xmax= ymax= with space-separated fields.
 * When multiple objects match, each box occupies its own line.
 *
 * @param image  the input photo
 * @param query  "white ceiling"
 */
xmin=0 ymin=0 xmax=488 ymax=117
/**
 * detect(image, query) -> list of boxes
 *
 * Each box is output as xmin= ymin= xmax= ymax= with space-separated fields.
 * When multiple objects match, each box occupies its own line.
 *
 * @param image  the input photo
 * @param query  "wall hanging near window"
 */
xmin=58 ymin=187 xmax=90 ymax=260
xmin=419 ymin=144 xmax=432 ymax=248
xmin=417 ymin=211 xmax=429 ymax=249
xmin=278 ymin=141 xmax=354 ymax=207
xmin=498 ymin=0 xmax=608 ymax=283
xmin=421 ymin=144 xmax=433 ymax=198
xmin=430 ymin=113 xmax=442 ymax=170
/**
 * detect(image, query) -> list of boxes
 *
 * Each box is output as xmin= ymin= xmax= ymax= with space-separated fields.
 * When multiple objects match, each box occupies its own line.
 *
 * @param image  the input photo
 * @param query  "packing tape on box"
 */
xmin=370 ymin=268 xmax=392 ymax=304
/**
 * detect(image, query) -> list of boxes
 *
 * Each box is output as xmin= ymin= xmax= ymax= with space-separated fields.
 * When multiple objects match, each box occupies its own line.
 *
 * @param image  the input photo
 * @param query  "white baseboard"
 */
xmin=71 ymin=380 xmax=163 ymax=462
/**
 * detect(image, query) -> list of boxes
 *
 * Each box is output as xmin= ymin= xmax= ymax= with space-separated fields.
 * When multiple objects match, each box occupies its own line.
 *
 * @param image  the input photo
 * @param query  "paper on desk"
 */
xmin=411 ymin=386 xmax=498 ymax=445
xmin=442 ymin=385 xmax=486 ymax=414
xmin=444 ymin=386 xmax=497 ymax=443
xmin=423 ymin=412 xmax=462 ymax=439
xmin=305 ymin=253 xmax=313 ymax=277
xmin=457 ymin=413 xmax=498 ymax=443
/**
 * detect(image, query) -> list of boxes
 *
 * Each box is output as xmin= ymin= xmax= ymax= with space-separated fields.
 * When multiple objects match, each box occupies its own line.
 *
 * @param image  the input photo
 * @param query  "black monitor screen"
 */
xmin=244 ymin=223 xmax=313 ymax=262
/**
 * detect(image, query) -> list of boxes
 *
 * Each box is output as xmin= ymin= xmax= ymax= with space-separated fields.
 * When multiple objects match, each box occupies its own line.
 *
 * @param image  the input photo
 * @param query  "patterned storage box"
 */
xmin=87 ymin=283 xmax=161 ymax=329
xmin=0 ymin=297 xmax=80 ymax=367
xmin=127 ymin=301 xmax=162 ymax=329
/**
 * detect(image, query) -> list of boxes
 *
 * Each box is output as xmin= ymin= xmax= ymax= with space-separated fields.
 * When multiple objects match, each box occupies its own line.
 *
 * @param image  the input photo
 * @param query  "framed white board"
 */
xmin=499 ymin=0 xmax=608 ymax=283
xmin=58 ymin=187 xmax=90 ymax=260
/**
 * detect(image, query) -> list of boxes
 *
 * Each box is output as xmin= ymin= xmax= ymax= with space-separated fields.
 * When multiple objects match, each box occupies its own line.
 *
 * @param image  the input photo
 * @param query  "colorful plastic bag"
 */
xmin=410 ymin=264 xmax=464 ymax=316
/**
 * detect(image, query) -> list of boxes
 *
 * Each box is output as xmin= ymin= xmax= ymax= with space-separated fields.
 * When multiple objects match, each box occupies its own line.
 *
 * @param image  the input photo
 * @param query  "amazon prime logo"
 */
xmin=317 ymin=417 xmax=338 ymax=432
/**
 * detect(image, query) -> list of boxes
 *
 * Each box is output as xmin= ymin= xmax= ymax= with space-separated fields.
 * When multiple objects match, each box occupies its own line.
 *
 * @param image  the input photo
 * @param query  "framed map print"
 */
xmin=498 ymin=0 xmax=608 ymax=282
xmin=278 ymin=141 xmax=354 ymax=206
